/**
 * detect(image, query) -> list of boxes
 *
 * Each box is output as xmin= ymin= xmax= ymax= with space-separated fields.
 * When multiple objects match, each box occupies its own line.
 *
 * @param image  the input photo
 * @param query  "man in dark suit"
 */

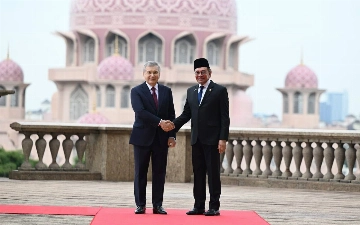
xmin=172 ymin=58 xmax=230 ymax=216
xmin=129 ymin=61 xmax=176 ymax=215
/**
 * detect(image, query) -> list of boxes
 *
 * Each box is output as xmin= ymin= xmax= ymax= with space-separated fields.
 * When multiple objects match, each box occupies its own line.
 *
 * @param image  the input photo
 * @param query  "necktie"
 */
xmin=198 ymin=86 xmax=204 ymax=104
xmin=151 ymin=87 xmax=158 ymax=109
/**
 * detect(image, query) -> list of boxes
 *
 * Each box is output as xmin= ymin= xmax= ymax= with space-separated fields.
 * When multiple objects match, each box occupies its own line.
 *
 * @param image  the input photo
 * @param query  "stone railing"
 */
xmin=9 ymin=122 xmax=360 ymax=190
xmin=0 ymin=90 xmax=15 ymax=97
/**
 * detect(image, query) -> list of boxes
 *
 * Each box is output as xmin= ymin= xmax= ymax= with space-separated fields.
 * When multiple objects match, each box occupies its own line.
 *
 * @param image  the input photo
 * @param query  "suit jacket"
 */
xmin=173 ymin=80 xmax=230 ymax=145
xmin=129 ymin=82 xmax=176 ymax=148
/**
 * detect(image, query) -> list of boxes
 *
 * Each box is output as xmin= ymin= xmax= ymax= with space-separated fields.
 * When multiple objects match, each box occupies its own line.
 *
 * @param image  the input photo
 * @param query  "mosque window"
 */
xmin=107 ymin=35 xmax=127 ymax=58
xmin=283 ymin=93 xmax=289 ymax=113
xmin=228 ymin=43 xmax=237 ymax=69
xmin=207 ymin=40 xmax=221 ymax=66
xmin=121 ymin=86 xmax=130 ymax=108
xmin=10 ymin=87 xmax=19 ymax=107
xmin=294 ymin=92 xmax=303 ymax=114
xmin=106 ymin=85 xmax=115 ymax=107
xmin=68 ymin=41 xmax=74 ymax=66
xmin=96 ymin=85 xmax=101 ymax=107
xmin=174 ymin=37 xmax=195 ymax=64
xmin=0 ymin=86 xmax=6 ymax=106
xmin=138 ymin=34 xmax=162 ymax=63
xmin=308 ymin=93 xmax=316 ymax=114
xmin=83 ymin=38 xmax=95 ymax=63
xmin=70 ymin=85 xmax=88 ymax=120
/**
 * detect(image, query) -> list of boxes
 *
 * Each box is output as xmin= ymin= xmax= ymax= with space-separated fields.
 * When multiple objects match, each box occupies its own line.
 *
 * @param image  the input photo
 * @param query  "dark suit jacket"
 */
xmin=129 ymin=82 xmax=176 ymax=148
xmin=173 ymin=80 xmax=230 ymax=145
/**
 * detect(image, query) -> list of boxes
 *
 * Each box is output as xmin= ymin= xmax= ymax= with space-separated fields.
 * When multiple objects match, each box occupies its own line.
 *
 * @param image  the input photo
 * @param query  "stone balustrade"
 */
xmin=0 ymin=90 xmax=15 ymax=97
xmin=9 ymin=122 xmax=360 ymax=190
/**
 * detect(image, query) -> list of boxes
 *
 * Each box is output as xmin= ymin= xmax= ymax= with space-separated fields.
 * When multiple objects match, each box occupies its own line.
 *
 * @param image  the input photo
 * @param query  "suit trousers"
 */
xmin=133 ymin=130 xmax=169 ymax=207
xmin=192 ymin=140 xmax=221 ymax=210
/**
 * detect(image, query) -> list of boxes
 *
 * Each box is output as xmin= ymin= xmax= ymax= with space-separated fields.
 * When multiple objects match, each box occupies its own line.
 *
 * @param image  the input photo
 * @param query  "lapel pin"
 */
xmin=209 ymin=89 xmax=212 ymax=92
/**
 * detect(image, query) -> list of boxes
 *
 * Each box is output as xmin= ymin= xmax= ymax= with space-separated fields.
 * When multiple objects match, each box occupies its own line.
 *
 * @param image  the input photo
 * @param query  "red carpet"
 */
xmin=0 ymin=205 xmax=269 ymax=225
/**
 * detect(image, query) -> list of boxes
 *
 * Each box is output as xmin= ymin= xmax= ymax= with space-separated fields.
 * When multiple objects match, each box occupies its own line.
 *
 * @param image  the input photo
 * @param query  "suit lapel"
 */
xmin=192 ymin=85 xmax=199 ymax=107
xmin=157 ymin=84 xmax=164 ymax=111
xmin=199 ymin=81 xmax=214 ymax=107
xmin=141 ymin=82 xmax=157 ymax=111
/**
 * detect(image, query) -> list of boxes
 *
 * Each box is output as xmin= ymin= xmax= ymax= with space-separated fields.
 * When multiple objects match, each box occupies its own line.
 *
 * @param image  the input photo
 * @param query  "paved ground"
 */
xmin=0 ymin=178 xmax=360 ymax=224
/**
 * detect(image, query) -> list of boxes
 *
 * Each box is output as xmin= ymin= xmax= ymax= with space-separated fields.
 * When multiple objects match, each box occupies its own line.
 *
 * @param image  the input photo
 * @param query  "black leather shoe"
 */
xmin=153 ymin=206 xmax=167 ymax=215
xmin=186 ymin=208 xmax=205 ymax=215
xmin=134 ymin=206 xmax=146 ymax=214
xmin=204 ymin=209 xmax=220 ymax=216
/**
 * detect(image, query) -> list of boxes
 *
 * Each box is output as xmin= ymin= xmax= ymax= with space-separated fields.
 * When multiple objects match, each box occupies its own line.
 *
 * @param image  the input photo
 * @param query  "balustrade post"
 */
xmin=233 ymin=140 xmax=243 ymax=175
xmin=19 ymin=133 xmax=34 ymax=170
xmin=345 ymin=143 xmax=356 ymax=180
xmin=75 ymin=134 xmax=87 ymax=170
xmin=292 ymin=141 xmax=302 ymax=178
xmin=261 ymin=140 xmax=272 ymax=177
xmin=224 ymin=140 xmax=234 ymax=174
xmin=324 ymin=142 xmax=335 ymax=179
xmin=357 ymin=145 xmax=360 ymax=181
xmin=282 ymin=141 xmax=292 ymax=178
xmin=313 ymin=142 xmax=324 ymax=179
xmin=49 ymin=134 xmax=60 ymax=169
xmin=220 ymin=152 xmax=225 ymax=173
xmin=272 ymin=141 xmax=282 ymax=177
xmin=35 ymin=133 xmax=47 ymax=170
xmin=302 ymin=141 xmax=313 ymax=178
xmin=62 ymin=134 xmax=74 ymax=169
xmin=242 ymin=140 xmax=253 ymax=175
xmin=334 ymin=142 xmax=345 ymax=180
xmin=253 ymin=140 xmax=263 ymax=176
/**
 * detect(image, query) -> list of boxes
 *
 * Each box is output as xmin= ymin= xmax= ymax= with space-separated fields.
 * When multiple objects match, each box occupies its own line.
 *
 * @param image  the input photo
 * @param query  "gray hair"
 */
xmin=143 ymin=61 xmax=161 ymax=73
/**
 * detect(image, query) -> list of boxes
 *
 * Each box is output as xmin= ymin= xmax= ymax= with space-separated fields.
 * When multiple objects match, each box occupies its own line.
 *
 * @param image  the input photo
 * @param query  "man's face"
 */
xmin=143 ymin=66 xmax=160 ymax=86
xmin=194 ymin=67 xmax=211 ymax=85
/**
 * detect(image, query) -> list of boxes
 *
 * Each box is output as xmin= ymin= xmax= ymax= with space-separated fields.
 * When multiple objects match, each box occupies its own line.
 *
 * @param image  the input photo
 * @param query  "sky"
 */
xmin=0 ymin=0 xmax=360 ymax=118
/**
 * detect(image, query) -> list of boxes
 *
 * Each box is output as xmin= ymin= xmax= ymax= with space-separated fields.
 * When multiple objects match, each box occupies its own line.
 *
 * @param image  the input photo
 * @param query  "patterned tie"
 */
xmin=151 ymin=86 xmax=158 ymax=109
xmin=198 ymin=86 xmax=204 ymax=104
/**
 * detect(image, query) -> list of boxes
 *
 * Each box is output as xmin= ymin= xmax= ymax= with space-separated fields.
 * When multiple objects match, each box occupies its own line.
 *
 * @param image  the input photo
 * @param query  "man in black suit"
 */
xmin=129 ymin=61 xmax=176 ymax=215
xmin=172 ymin=58 xmax=230 ymax=216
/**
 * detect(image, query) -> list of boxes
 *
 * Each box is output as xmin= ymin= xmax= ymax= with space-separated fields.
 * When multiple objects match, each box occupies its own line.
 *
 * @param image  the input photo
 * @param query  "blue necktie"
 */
xmin=198 ymin=86 xmax=204 ymax=104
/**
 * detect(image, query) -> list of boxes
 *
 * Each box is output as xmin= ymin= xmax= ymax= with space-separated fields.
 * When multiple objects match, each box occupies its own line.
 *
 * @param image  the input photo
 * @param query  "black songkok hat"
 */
xmin=194 ymin=58 xmax=210 ymax=70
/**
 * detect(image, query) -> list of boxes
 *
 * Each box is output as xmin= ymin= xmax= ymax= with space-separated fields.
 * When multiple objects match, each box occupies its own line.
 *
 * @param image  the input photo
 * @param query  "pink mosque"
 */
xmin=0 ymin=0 xmax=324 ymax=151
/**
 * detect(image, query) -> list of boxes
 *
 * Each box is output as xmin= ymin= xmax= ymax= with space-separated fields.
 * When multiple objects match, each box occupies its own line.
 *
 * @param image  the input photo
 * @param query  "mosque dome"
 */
xmin=70 ymin=0 xmax=237 ymax=33
xmin=98 ymin=54 xmax=133 ymax=80
xmin=77 ymin=112 xmax=110 ymax=124
xmin=285 ymin=64 xmax=318 ymax=88
xmin=0 ymin=58 xmax=24 ymax=82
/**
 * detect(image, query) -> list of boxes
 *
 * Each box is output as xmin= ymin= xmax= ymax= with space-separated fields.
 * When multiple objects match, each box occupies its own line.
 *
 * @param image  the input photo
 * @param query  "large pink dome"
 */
xmin=77 ymin=112 xmax=110 ymax=124
xmin=0 ymin=59 xmax=24 ymax=82
xmin=70 ymin=0 xmax=237 ymax=33
xmin=97 ymin=55 xmax=133 ymax=80
xmin=285 ymin=64 xmax=318 ymax=88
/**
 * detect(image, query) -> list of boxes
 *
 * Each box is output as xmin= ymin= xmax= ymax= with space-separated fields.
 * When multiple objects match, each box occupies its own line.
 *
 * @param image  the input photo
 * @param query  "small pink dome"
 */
xmin=97 ymin=55 xmax=133 ymax=80
xmin=285 ymin=64 xmax=318 ymax=88
xmin=77 ymin=112 xmax=110 ymax=124
xmin=0 ymin=59 xmax=24 ymax=82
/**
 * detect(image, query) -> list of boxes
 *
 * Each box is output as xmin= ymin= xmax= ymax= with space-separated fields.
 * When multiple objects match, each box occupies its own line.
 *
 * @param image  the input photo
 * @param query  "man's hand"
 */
xmin=218 ymin=140 xmax=226 ymax=153
xmin=160 ymin=120 xmax=175 ymax=132
xmin=168 ymin=138 xmax=176 ymax=148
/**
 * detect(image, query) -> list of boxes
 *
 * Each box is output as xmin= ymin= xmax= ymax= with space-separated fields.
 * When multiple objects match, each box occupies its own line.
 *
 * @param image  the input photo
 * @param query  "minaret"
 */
xmin=276 ymin=52 xmax=326 ymax=129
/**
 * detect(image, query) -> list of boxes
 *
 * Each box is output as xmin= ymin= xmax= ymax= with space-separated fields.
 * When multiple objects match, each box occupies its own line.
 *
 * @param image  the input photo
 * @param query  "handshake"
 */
xmin=160 ymin=120 xmax=175 ymax=132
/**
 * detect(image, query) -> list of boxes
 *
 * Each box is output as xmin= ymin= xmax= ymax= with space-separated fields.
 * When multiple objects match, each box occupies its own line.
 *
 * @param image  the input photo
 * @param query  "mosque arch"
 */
xmin=106 ymin=84 xmax=115 ymax=107
xmin=10 ymin=86 xmax=19 ymax=107
xmin=70 ymin=85 xmax=88 ymax=120
xmin=0 ymin=85 xmax=6 ymax=106
xmin=105 ymin=32 xmax=128 ymax=58
xmin=120 ymin=85 xmax=130 ymax=108
xmin=96 ymin=85 xmax=101 ymax=108
xmin=294 ymin=92 xmax=303 ymax=114
xmin=204 ymin=33 xmax=225 ymax=67
xmin=137 ymin=32 xmax=164 ymax=65
xmin=173 ymin=34 xmax=196 ymax=65
xmin=308 ymin=92 xmax=316 ymax=114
